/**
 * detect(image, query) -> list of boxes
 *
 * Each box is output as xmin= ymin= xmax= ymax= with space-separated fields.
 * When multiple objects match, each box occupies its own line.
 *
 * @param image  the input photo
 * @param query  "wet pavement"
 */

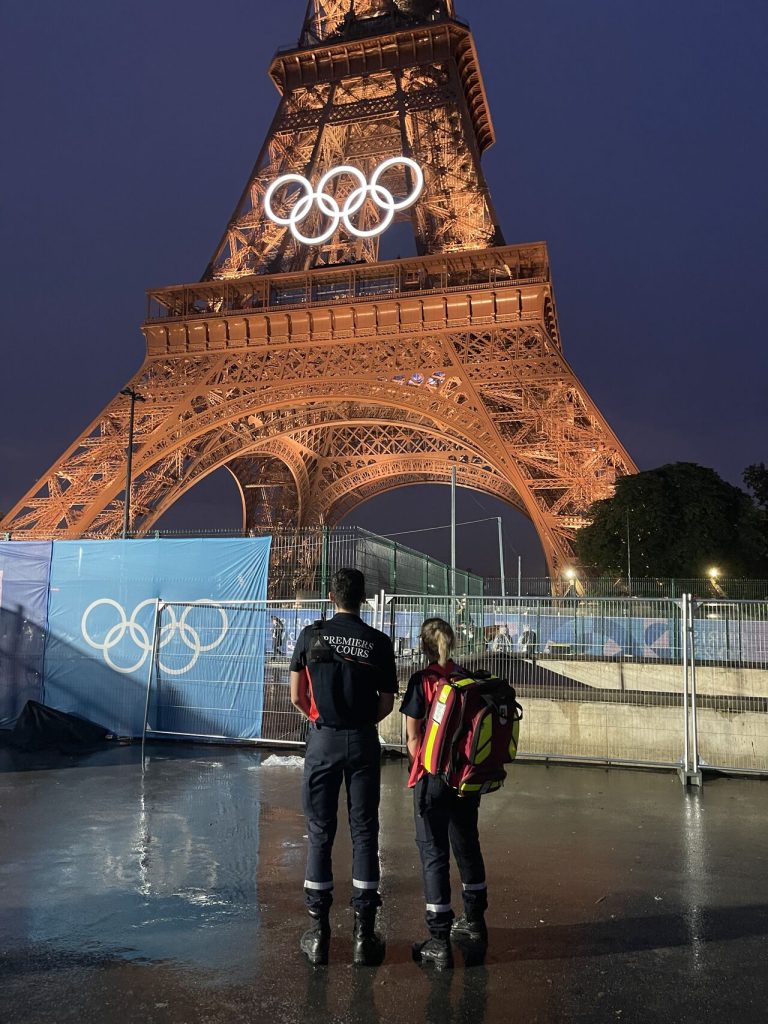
xmin=1 ymin=745 xmax=767 ymax=1024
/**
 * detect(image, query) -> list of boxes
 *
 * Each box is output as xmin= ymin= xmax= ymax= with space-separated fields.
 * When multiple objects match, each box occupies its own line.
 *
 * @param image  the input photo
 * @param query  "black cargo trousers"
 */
xmin=414 ymin=778 xmax=487 ymax=939
xmin=302 ymin=723 xmax=382 ymax=915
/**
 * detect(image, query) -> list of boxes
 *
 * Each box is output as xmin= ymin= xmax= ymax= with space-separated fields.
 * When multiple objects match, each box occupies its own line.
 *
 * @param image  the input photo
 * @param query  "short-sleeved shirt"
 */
xmin=400 ymin=659 xmax=462 ymax=788
xmin=290 ymin=612 xmax=398 ymax=728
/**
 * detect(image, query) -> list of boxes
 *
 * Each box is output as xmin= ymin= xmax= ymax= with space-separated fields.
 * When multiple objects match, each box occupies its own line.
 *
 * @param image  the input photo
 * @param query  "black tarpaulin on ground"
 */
xmin=0 ymin=701 xmax=112 ymax=753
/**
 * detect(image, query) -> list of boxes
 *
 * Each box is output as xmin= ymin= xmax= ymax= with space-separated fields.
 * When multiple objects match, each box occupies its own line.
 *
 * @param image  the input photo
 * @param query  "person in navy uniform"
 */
xmin=401 ymin=617 xmax=489 ymax=970
xmin=290 ymin=568 xmax=398 ymax=966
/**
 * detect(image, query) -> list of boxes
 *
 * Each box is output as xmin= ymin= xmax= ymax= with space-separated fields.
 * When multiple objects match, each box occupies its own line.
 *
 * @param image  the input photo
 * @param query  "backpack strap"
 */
xmin=308 ymin=621 xmax=335 ymax=664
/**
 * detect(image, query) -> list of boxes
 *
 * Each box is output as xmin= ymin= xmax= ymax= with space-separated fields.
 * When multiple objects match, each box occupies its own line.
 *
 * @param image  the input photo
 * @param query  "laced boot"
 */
xmin=451 ymin=909 xmax=488 ymax=945
xmin=411 ymin=936 xmax=454 ymax=970
xmin=352 ymin=910 xmax=386 ymax=966
xmin=300 ymin=912 xmax=331 ymax=965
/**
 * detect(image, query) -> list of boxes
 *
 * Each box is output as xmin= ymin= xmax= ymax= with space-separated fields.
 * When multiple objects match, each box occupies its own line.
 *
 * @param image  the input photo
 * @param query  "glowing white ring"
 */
xmin=81 ymin=599 xmax=229 ymax=676
xmin=264 ymin=157 xmax=424 ymax=245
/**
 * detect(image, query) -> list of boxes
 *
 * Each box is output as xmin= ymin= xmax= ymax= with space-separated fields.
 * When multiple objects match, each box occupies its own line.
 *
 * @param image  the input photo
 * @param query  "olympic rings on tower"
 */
xmin=264 ymin=157 xmax=425 ymax=245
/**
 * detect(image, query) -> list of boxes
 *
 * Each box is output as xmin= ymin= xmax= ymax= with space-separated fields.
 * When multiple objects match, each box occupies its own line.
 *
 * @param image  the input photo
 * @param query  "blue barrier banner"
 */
xmin=44 ymin=539 xmax=271 ymax=737
xmin=391 ymin=610 xmax=682 ymax=662
xmin=152 ymin=599 xmax=272 ymax=740
xmin=475 ymin=612 xmax=679 ymax=660
xmin=0 ymin=542 xmax=53 ymax=727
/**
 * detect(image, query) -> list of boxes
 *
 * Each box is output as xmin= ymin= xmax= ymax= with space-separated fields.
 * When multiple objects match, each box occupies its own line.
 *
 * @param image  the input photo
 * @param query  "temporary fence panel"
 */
xmin=43 ymin=538 xmax=271 ymax=736
xmin=0 ymin=541 xmax=52 ymax=727
xmin=484 ymin=577 xmax=768 ymax=601
xmin=149 ymin=600 xmax=270 ymax=741
xmin=145 ymin=598 xmax=379 ymax=746
xmin=142 ymin=593 xmax=768 ymax=774
xmin=383 ymin=596 xmax=689 ymax=765
xmin=689 ymin=600 xmax=768 ymax=774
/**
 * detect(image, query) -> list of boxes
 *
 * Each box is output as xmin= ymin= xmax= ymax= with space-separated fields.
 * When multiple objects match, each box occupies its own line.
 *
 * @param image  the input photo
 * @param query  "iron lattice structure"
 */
xmin=1 ymin=0 xmax=637 ymax=578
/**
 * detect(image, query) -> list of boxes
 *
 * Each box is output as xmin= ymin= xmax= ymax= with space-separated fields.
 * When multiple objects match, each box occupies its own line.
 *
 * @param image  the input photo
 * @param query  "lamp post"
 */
xmin=450 ymin=465 xmax=457 ymax=597
xmin=121 ymin=387 xmax=146 ymax=539
xmin=626 ymin=509 xmax=632 ymax=596
xmin=497 ymin=517 xmax=506 ymax=599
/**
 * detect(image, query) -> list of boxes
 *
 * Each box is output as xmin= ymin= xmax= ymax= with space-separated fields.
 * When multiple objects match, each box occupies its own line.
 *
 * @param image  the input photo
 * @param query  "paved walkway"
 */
xmin=1 ymin=745 xmax=767 ymax=1023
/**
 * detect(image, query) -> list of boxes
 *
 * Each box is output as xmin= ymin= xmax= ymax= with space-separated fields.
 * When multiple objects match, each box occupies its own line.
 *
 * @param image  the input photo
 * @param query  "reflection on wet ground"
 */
xmin=1 ymin=745 xmax=767 ymax=1023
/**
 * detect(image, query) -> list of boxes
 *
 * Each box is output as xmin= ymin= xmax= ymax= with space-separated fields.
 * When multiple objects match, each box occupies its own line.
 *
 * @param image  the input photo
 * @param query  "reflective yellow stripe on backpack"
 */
xmin=473 ymin=714 xmax=494 ymax=765
xmin=423 ymin=684 xmax=452 ymax=774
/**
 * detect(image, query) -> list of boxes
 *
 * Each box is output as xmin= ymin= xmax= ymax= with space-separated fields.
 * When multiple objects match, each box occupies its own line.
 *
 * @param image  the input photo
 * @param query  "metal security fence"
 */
xmin=141 ymin=594 xmax=768 ymax=782
xmin=484 ymin=577 xmax=768 ymax=600
xmin=383 ymin=596 xmax=690 ymax=767
xmin=382 ymin=595 xmax=768 ymax=778
xmin=687 ymin=599 xmax=768 ymax=774
xmin=143 ymin=598 xmax=378 ymax=749
xmin=259 ymin=526 xmax=482 ymax=599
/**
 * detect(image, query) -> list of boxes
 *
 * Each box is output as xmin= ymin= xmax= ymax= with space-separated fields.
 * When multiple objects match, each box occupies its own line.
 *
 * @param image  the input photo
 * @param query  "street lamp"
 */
xmin=708 ymin=567 xmax=720 ymax=579
xmin=120 ymin=387 xmax=146 ymax=539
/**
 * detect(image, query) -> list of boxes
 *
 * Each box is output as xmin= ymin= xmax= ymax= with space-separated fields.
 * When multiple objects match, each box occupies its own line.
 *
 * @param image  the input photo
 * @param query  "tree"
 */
xmin=744 ymin=463 xmax=768 ymax=511
xmin=744 ymin=463 xmax=768 ymax=562
xmin=576 ymin=463 xmax=768 ymax=578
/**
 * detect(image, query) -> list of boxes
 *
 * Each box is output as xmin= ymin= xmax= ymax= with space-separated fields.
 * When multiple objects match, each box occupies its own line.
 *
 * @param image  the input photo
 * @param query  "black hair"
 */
xmin=331 ymin=567 xmax=366 ymax=609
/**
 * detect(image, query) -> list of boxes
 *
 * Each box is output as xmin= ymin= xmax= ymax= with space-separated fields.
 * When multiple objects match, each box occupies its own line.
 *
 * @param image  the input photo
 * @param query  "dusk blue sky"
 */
xmin=1 ymin=1 xmax=766 ymax=577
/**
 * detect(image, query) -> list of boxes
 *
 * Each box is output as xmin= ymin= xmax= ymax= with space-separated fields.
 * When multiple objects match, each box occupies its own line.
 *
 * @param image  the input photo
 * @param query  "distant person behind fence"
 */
xmin=518 ymin=625 xmax=536 ymax=660
xmin=455 ymin=598 xmax=475 ymax=651
xmin=271 ymin=615 xmax=285 ymax=656
xmin=289 ymin=568 xmax=398 ymax=967
xmin=491 ymin=624 xmax=513 ymax=653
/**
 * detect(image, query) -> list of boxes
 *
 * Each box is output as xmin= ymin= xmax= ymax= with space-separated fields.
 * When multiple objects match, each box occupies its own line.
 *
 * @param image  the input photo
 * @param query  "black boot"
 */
xmin=411 ymin=936 xmax=454 ymax=970
xmin=451 ymin=911 xmax=488 ymax=945
xmin=352 ymin=910 xmax=386 ymax=966
xmin=300 ymin=912 xmax=331 ymax=965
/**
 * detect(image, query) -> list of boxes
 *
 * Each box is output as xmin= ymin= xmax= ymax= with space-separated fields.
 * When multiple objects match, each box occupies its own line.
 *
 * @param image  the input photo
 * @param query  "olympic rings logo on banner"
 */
xmin=264 ymin=157 xmax=425 ymax=245
xmin=81 ymin=599 xmax=229 ymax=676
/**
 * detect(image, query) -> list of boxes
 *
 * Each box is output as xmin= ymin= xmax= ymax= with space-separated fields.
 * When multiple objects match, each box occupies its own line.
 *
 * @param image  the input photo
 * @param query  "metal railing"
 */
xmin=145 ymin=243 xmax=550 ymax=321
xmin=484 ymin=577 xmax=768 ymax=600
xmin=140 ymin=593 xmax=768 ymax=781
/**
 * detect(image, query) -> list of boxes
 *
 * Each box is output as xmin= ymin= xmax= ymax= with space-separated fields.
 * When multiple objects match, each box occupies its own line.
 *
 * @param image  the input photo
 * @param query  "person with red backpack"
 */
xmin=401 ymin=618 xmax=491 ymax=969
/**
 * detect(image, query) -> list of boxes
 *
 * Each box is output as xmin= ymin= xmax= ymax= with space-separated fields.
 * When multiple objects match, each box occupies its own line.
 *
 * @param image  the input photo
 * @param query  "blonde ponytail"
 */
xmin=420 ymin=617 xmax=455 ymax=667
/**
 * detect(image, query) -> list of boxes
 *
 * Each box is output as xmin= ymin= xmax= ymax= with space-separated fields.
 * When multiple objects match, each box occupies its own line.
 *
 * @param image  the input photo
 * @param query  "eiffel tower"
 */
xmin=1 ymin=0 xmax=636 ymax=579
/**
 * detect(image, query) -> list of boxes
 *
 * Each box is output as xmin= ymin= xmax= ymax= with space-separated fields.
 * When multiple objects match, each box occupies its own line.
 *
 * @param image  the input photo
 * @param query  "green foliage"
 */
xmin=576 ymin=463 xmax=768 ymax=578
xmin=744 ymin=463 xmax=768 ymax=511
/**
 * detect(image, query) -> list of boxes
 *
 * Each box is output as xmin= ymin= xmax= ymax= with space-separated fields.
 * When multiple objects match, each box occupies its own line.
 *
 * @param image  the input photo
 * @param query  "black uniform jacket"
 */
xmin=290 ymin=612 xmax=398 ymax=728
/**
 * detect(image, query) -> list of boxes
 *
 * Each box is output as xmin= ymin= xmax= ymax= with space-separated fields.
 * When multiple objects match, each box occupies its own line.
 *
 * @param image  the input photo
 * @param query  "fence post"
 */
xmin=320 ymin=525 xmax=329 ymax=597
xmin=684 ymin=593 xmax=696 ymax=782
xmin=679 ymin=594 xmax=703 ymax=788
xmin=141 ymin=599 xmax=162 ymax=774
xmin=690 ymin=617 xmax=701 ymax=782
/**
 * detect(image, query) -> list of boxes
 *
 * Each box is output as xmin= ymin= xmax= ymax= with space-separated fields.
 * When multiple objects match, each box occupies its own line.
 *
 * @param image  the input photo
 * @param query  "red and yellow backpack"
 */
xmin=421 ymin=669 xmax=523 ymax=796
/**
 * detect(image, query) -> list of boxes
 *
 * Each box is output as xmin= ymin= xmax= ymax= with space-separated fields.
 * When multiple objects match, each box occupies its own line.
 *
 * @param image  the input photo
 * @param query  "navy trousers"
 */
xmin=413 ymin=777 xmax=487 ymax=938
xmin=302 ymin=724 xmax=382 ymax=915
